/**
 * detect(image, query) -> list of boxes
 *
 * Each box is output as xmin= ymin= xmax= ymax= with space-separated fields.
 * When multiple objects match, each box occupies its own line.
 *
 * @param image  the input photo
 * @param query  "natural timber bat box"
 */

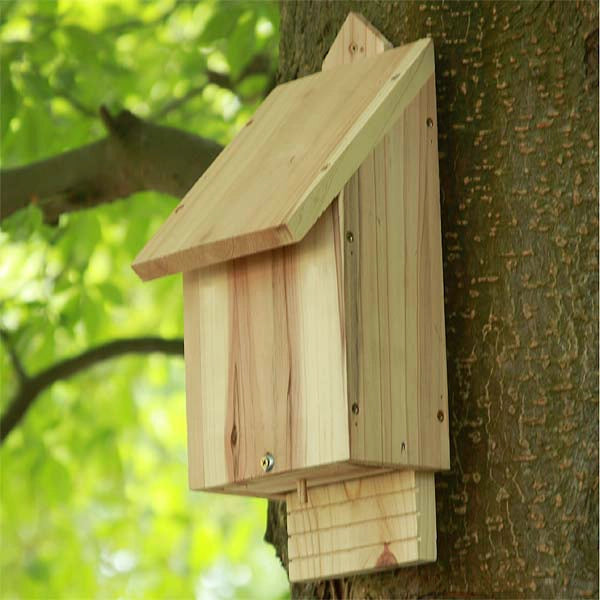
xmin=133 ymin=13 xmax=449 ymax=582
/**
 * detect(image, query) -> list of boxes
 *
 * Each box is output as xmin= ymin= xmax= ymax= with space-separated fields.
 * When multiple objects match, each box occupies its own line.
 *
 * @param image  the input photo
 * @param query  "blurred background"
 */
xmin=0 ymin=1 xmax=290 ymax=597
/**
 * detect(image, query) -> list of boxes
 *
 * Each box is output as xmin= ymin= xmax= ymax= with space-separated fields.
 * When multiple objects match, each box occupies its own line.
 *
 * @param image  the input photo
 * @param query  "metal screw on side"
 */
xmin=261 ymin=452 xmax=275 ymax=472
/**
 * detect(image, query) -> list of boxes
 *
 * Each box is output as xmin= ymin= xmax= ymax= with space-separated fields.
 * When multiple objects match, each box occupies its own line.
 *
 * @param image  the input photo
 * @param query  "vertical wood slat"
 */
xmin=321 ymin=12 xmax=448 ymax=471
xmin=343 ymin=76 xmax=449 ymax=470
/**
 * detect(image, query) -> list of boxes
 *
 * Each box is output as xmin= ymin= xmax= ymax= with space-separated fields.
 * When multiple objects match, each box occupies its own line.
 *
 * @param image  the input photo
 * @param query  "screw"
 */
xmin=437 ymin=410 xmax=444 ymax=422
xmin=260 ymin=452 xmax=274 ymax=472
xmin=351 ymin=403 xmax=359 ymax=415
xmin=426 ymin=118 xmax=434 ymax=128
xmin=346 ymin=231 xmax=354 ymax=243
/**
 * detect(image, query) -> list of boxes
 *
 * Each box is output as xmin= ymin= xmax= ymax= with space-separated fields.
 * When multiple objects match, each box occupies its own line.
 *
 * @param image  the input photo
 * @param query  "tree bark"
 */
xmin=267 ymin=2 xmax=599 ymax=598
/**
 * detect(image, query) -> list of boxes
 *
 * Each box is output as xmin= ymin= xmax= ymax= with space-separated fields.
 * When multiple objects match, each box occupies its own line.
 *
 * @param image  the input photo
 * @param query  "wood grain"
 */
xmin=206 ymin=462 xmax=395 ymax=500
xmin=182 ymin=11 xmax=448 ymax=499
xmin=342 ymin=76 xmax=450 ymax=471
xmin=321 ymin=11 xmax=392 ymax=71
xmin=286 ymin=471 xmax=436 ymax=582
xmin=183 ymin=204 xmax=349 ymax=490
xmin=320 ymin=14 xmax=449 ymax=471
xmin=133 ymin=38 xmax=434 ymax=280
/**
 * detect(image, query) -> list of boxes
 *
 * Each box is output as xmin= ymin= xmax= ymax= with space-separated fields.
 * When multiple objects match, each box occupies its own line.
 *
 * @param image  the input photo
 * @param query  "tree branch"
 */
xmin=0 ymin=107 xmax=223 ymax=223
xmin=51 ymin=85 xmax=97 ymax=118
xmin=0 ymin=330 xmax=26 ymax=384
xmin=0 ymin=336 xmax=184 ymax=444
xmin=151 ymin=54 xmax=276 ymax=119
xmin=0 ymin=51 xmax=276 ymax=223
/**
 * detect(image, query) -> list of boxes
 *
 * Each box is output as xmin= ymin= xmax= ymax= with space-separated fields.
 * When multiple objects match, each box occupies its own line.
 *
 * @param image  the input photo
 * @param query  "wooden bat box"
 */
xmin=133 ymin=13 xmax=449 ymax=582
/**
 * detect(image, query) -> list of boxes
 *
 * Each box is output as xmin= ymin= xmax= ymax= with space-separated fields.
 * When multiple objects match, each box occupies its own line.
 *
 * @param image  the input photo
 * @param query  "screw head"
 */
xmin=351 ymin=403 xmax=359 ymax=415
xmin=426 ymin=117 xmax=434 ymax=128
xmin=437 ymin=410 xmax=445 ymax=422
xmin=260 ymin=453 xmax=274 ymax=472
xmin=346 ymin=231 xmax=354 ymax=243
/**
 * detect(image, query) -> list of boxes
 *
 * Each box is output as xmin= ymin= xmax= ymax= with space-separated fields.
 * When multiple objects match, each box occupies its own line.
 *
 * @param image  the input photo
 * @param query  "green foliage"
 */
xmin=0 ymin=1 xmax=288 ymax=598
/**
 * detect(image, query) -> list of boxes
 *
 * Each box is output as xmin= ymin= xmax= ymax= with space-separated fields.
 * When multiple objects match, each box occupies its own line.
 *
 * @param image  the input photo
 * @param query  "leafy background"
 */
xmin=0 ymin=1 xmax=289 ymax=598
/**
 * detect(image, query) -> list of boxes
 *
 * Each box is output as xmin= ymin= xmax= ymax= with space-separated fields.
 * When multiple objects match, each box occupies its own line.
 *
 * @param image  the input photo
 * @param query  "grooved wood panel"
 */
xmin=133 ymin=38 xmax=435 ymax=280
xmin=286 ymin=471 xmax=436 ymax=582
xmin=205 ymin=462 xmax=395 ymax=500
xmin=183 ymin=205 xmax=349 ymax=490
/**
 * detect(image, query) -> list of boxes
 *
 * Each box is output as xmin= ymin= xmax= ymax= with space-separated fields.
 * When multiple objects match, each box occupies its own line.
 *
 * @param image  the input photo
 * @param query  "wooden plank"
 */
xmin=133 ymin=39 xmax=435 ymax=280
xmin=321 ymin=5 xmax=395 ymax=474
xmin=287 ymin=488 xmax=418 ymax=536
xmin=206 ymin=463 xmax=394 ymax=498
xmin=321 ymin=12 xmax=392 ymax=71
xmin=288 ymin=538 xmax=421 ymax=582
xmin=288 ymin=512 xmax=419 ymax=559
xmin=341 ymin=74 xmax=449 ymax=470
xmin=422 ymin=79 xmax=450 ymax=470
xmin=182 ymin=270 xmax=204 ymax=489
xmin=286 ymin=471 xmax=436 ymax=582
xmin=183 ymin=205 xmax=349 ymax=490
xmin=183 ymin=262 xmax=231 ymax=489
xmin=287 ymin=469 xmax=416 ymax=511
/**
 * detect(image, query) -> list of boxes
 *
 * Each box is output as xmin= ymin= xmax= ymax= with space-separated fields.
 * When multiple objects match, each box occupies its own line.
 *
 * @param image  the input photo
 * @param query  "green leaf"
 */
xmin=226 ymin=11 xmax=258 ymax=79
xmin=0 ymin=53 xmax=17 ymax=140
xmin=200 ymin=4 xmax=243 ymax=44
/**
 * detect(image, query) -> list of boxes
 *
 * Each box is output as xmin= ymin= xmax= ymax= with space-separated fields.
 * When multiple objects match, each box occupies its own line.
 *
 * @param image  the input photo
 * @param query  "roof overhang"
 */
xmin=133 ymin=38 xmax=434 ymax=281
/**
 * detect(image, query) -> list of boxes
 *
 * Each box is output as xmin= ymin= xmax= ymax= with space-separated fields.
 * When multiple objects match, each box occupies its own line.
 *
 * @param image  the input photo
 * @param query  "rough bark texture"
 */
xmin=266 ymin=2 xmax=599 ymax=598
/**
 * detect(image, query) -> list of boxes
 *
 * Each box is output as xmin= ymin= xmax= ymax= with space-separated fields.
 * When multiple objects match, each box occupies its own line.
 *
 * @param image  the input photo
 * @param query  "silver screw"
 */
xmin=260 ymin=453 xmax=274 ymax=472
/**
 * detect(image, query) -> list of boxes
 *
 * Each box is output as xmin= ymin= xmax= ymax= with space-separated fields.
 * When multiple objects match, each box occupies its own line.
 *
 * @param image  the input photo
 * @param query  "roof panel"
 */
xmin=133 ymin=39 xmax=434 ymax=280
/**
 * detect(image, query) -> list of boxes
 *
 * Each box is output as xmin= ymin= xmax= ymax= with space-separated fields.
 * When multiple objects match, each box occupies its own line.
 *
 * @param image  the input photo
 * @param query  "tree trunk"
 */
xmin=265 ymin=2 xmax=599 ymax=598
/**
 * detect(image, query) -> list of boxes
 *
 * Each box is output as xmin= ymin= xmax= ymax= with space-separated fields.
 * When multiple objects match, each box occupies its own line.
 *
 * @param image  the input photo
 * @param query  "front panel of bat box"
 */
xmin=182 ymin=204 xmax=351 ymax=493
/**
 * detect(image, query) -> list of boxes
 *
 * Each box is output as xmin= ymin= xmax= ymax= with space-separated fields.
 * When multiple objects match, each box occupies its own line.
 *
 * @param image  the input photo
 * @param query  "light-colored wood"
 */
xmin=183 ymin=204 xmax=349 ymax=490
xmin=321 ymin=14 xmax=449 ymax=471
xmin=134 ymin=11 xmax=448 ymax=584
xmin=321 ymin=11 xmax=392 ymax=71
xmin=181 ymin=12 xmax=448 ymax=499
xmin=297 ymin=479 xmax=308 ymax=504
xmin=286 ymin=471 xmax=436 ymax=582
xmin=133 ymin=38 xmax=434 ymax=280
xmin=342 ymin=78 xmax=449 ymax=470
xmin=204 ymin=462 xmax=396 ymax=499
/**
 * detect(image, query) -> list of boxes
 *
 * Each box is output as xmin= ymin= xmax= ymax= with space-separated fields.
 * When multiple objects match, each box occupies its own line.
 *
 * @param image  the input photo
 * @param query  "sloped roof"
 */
xmin=133 ymin=38 xmax=434 ymax=280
